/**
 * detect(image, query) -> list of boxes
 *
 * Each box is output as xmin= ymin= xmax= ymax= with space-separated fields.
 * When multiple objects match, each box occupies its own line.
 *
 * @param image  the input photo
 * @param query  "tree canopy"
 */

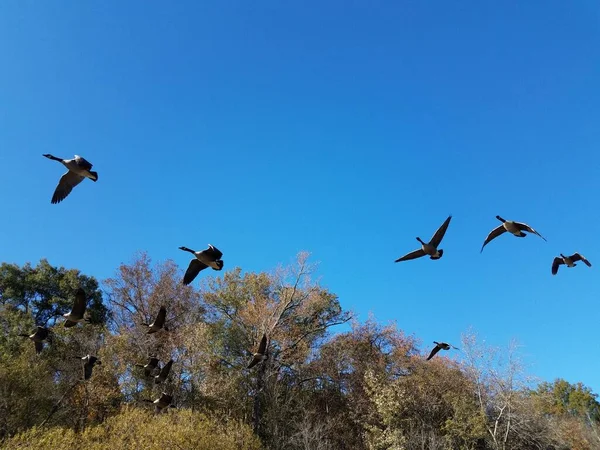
xmin=1 ymin=254 xmax=598 ymax=449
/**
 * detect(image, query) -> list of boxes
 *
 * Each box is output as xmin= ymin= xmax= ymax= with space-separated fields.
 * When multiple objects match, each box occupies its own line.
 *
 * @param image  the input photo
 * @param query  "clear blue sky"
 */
xmin=1 ymin=1 xmax=599 ymax=391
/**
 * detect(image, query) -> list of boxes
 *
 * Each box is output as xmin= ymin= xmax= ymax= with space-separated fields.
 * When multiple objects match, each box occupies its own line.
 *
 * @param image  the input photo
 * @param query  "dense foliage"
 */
xmin=1 ymin=254 xmax=598 ymax=449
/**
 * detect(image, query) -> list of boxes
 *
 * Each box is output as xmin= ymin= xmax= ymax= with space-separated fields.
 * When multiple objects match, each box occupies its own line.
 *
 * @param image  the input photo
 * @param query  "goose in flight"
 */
xmin=19 ymin=326 xmax=51 ymax=354
xmin=552 ymin=252 xmax=592 ymax=275
xmin=179 ymin=244 xmax=224 ymax=285
xmin=152 ymin=392 xmax=174 ymax=412
xmin=43 ymin=154 xmax=98 ymax=204
xmin=481 ymin=216 xmax=546 ymax=252
xmin=141 ymin=306 xmax=168 ymax=334
xmin=63 ymin=288 xmax=90 ymax=328
xmin=247 ymin=333 xmax=269 ymax=369
xmin=154 ymin=359 xmax=174 ymax=384
xmin=74 ymin=354 xmax=102 ymax=380
xmin=395 ymin=215 xmax=452 ymax=262
xmin=135 ymin=356 xmax=161 ymax=377
xmin=426 ymin=341 xmax=459 ymax=361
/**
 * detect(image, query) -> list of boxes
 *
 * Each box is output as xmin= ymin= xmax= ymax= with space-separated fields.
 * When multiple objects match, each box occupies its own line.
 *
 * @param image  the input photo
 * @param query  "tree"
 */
xmin=0 ymin=260 xmax=110 ymax=439
xmin=201 ymin=252 xmax=353 ymax=446
xmin=0 ymin=259 xmax=107 ymax=327
xmin=460 ymin=331 xmax=557 ymax=450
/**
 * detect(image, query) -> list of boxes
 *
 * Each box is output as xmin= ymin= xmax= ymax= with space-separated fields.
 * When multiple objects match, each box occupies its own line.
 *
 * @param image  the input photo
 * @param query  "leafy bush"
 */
xmin=3 ymin=407 xmax=262 ymax=450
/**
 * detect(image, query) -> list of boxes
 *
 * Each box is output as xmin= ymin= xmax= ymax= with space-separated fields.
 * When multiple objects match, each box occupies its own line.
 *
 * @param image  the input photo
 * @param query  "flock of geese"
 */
xmin=16 ymin=153 xmax=594 ymax=413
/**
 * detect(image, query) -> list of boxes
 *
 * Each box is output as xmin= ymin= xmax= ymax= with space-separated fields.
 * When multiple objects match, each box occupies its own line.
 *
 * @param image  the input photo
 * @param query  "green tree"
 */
xmin=0 ymin=259 xmax=107 ymax=326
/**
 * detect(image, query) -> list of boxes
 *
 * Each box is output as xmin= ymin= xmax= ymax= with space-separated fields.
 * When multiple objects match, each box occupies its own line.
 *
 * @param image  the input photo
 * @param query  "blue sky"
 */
xmin=1 ymin=1 xmax=599 ymax=391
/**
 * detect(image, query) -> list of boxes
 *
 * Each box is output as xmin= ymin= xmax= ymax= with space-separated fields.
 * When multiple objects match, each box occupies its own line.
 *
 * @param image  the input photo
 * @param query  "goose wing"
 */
xmin=551 ymin=257 xmax=564 ymax=275
xmin=158 ymin=359 xmax=173 ymax=379
xmin=70 ymin=288 xmax=88 ymax=319
xmin=74 ymin=155 xmax=93 ymax=170
xmin=83 ymin=362 xmax=94 ymax=380
xmin=51 ymin=171 xmax=85 ymax=204
xmin=153 ymin=306 xmax=167 ymax=328
xmin=394 ymin=249 xmax=426 ymax=262
xmin=570 ymin=253 xmax=591 ymax=267
xmin=428 ymin=215 xmax=452 ymax=247
xmin=63 ymin=320 xmax=78 ymax=328
xmin=247 ymin=354 xmax=263 ymax=369
xmin=183 ymin=259 xmax=208 ymax=285
xmin=480 ymin=225 xmax=507 ymax=252
xmin=257 ymin=333 xmax=268 ymax=355
xmin=426 ymin=344 xmax=441 ymax=361
xmin=515 ymin=222 xmax=546 ymax=241
xmin=206 ymin=244 xmax=223 ymax=260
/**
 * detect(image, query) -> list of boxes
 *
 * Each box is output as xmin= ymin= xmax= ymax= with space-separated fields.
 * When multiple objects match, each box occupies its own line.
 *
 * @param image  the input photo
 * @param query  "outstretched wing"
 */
xmin=429 ymin=215 xmax=452 ymax=247
xmin=74 ymin=155 xmax=93 ymax=170
xmin=551 ymin=257 xmax=564 ymax=275
xmin=84 ymin=362 xmax=94 ymax=380
xmin=257 ymin=333 xmax=268 ymax=355
xmin=570 ymin=253 xmax=591 ymax=267
xmin=247 ymin=355 xmax=263 ymax=369
xmin=160 ymin=359 xmax=173 ymax=378
xmin=515 ymin=222 xmax=546 ymax=241
xmin=183 ymin=259 xmax=208 ymax=285
xmin=395 ymin=249 xmax=426 ymax=262
xmin=154 ymin=306 xmax=167 ymax=328
xmin=426 ymin=345 xmax=441 ymax=361
xmin=51 ymin=171 xmax=85 ymax=204
xmin=480 ymin=225 xmax=507 ymax=252
xmin=71 ymin=288 xmax=88 ymax=318
xmin=206 ymin=244 xmax=223 ymax=260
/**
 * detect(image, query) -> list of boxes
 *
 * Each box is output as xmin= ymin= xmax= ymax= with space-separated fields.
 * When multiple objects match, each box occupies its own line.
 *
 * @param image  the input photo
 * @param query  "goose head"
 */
xmin=495 ymin=215 xmax=506 ymax=223
xmin=416 ymin=237 xmax=425 ymax=245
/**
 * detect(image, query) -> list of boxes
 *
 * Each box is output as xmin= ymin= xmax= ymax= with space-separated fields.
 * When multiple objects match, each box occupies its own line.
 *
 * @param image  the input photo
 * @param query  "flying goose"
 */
xmin=426 ymin=341 xmax=459 ymax=361
xmin=135 ymin=356 xmax=161 ymax=377
xmin=247 ymin=333 xmax=269 ymax=369
xmin=19 ymin=326 xmax=51 ymax=354
xmin=43 ymin=154 xmax=98 ymax=204
xmin=179 ymin=245 xmax=224 ymax=285
xmin=152 ymin=392 xmax=174 ymax=412
xmin=395 ymin=215 xmax=452 ymax=262
xmin=141 ymin=306 xmax=168 ymax=334
xmin=154 ymin=359 xmax=174 ymax=384
xmin=74 ymin=354 xmax=102 ymax=380
xmin=552 ymin=252 xmax=592 ymax=275
xmin=481 ymin=216 xmax=546 ymax=252
xmin=63 ymin=288 xmax=90 ymax=328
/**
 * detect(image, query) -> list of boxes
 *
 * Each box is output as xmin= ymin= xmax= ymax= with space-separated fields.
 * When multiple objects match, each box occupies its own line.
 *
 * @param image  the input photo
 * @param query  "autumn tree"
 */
xmin=103 ymin=251 xmax=204 ymax=406
xmin=200 ymin=252 xmax=353 ymax=446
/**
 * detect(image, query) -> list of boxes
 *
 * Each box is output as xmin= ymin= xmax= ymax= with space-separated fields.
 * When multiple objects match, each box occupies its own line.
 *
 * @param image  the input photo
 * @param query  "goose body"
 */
xmin=480 ymin=215 xmax=546 ymax=253
xmin=247 ymin=333 xmax=269 ymax=369
xmin=179 ymin=244 xmax=224 ymax=285
xmin=154 ymin=359 xmax=174 ymax=384
xmin=426 ymin=341 xmax=459 ymax=361
xmin=153 ymin=392 xmax=174 ymax=412
xmin=136 ymin=357 xmax=161 ymax=377
xmin=395 ymin=215 xmax=452 ymax=262
xmin=552 ymin=252 xmax=592 ymax=275
xmin=43 ymin=154 xmax=98 ymax=204
xmin=63 ymin=288 xmax=90 ymax=327
xmin=141 ymin=306 xmax=168 ymax=334
xmin=19 ymin=326 xmax=51 ymax=354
